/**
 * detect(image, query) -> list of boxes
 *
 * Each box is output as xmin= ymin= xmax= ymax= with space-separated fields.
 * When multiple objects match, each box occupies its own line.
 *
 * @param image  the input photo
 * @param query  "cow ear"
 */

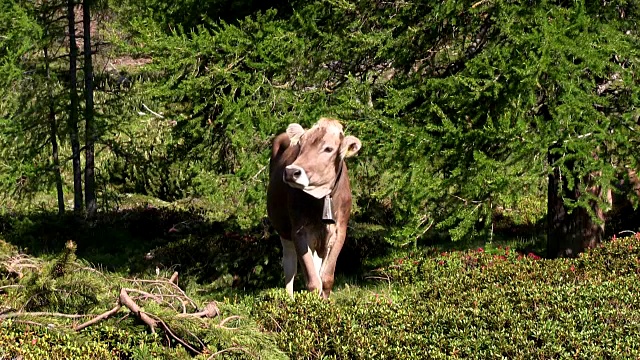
xmin=286 ymin=123 xmax=305 ymax=145
xmin=340 ymin=136 xmax=362 ymax=158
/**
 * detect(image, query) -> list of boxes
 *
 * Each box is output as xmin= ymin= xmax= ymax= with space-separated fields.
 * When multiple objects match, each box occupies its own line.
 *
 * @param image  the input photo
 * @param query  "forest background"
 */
xmin=2 ymin=0 xmax=640 ymax=358
xmin=2 ymin=0 xmax=639 ymax=255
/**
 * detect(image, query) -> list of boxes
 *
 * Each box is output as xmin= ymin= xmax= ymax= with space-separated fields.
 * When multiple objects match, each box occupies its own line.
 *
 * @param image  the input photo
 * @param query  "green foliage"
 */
xmin=0 ymin=323 xmax=115 ymax=360
xmin=253 ymin=236 xmax=640 ymax=359
xmin=0 ymin=0 xmax=41 ymax=82
xmin=2 ymin=0 xmax=640 ymax=256
xmin=0 ymin=239 xmax=285 ymax=359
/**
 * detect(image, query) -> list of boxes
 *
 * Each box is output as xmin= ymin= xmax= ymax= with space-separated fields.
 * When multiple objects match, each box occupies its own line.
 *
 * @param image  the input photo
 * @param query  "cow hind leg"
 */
xmin=280 ymin=237 xmax=297 ymax=298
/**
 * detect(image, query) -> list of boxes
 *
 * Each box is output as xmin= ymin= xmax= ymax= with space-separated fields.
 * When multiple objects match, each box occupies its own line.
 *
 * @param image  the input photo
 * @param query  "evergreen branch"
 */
xmin=146 ymin=312 xmax=202 ymax=355
xmin=122 ymin=278 xmax=198 ymax=310
xmin=0 ymin=285 xmax=24 ymax=291
xmin=217 ymin=315 xmax=242 ymax=329
xmin=206 ymin=346 xmax=256 ymax=359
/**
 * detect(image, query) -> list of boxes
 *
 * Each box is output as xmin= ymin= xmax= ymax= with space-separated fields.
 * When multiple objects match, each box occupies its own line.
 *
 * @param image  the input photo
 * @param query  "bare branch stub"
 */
xmin=176 ymin=302 xmax=220 ymax=319
xmin=169 ymin=271 xmax=179 ymax=285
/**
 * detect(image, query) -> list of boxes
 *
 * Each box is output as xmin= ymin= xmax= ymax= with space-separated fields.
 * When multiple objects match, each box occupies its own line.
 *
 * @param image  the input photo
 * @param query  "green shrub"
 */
xmin=0 ymin=322 xmax=115 ymax=360
xmin=253 ymin=236 xmax=640 ymax=359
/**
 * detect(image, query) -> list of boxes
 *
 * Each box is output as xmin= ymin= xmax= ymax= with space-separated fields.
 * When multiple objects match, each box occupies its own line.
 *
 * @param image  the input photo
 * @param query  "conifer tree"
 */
xmin=0 ymin=0 xmax=71 ymax=210
xmin=83 ymin=0 xmax=96 ymax=217
xmin=67 ymin=0 xmax=83 ymax=213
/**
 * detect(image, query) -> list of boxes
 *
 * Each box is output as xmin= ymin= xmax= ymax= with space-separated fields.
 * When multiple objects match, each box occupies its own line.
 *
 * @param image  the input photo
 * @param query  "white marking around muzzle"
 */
xmin=285 ymin=165 xmax=310 ymax=188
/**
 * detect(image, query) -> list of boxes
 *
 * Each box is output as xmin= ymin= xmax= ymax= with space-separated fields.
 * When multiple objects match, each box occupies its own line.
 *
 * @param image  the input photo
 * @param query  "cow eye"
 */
xmin=323 ymin=146 xmax=334 ymax=153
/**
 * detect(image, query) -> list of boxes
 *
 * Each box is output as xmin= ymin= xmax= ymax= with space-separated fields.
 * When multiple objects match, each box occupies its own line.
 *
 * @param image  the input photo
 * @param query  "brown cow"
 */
xmin=267 ymin=118 xmax=361 ymax=298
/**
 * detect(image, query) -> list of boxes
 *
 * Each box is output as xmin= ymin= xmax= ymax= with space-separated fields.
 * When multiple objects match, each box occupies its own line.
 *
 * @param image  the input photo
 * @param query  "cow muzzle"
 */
xmin=284 ymin=165 xmax=310 ymax=188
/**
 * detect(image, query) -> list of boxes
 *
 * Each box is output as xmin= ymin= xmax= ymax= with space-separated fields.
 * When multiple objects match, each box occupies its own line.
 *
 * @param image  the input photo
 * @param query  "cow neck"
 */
xmin=322 ymin=160 xmax=343 ymax=224
xmin=330 ymin=159 xmax=344 ymax=197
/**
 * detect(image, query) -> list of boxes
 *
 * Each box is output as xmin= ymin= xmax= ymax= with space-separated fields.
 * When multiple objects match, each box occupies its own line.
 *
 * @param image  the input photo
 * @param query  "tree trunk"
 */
xmin=44 ymin=45 xmax=65 ymax=216
xmin=547 ymin=150 xmax=605 ymax=258
xmin=67 ymin=0 xmax=83 ymax=214
xmin=83 ymin=0 xmax=96 ymax=217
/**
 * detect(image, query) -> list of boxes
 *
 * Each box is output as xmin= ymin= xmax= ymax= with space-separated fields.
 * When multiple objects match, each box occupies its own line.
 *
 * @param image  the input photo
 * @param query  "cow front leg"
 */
xmin=280 ymin=237 xmax=297 ymax=298
xmin=319 ymin=224 xmax=344 ymax=299
xmin=293 ymin=233 xmax=322 ymax=296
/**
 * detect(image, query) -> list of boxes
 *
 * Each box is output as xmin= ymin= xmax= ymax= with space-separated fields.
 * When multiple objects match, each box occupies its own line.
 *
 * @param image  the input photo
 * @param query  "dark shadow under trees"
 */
xmin=0 ymin=207 xmax=389 ymax=293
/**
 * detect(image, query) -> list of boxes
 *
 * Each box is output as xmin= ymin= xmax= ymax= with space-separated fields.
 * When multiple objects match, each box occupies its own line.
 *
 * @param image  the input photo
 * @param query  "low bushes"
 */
xmin=253 ymin=235 xmax=640 ymax=359
xmin=3 ymin=222 xmax=640 ymax=359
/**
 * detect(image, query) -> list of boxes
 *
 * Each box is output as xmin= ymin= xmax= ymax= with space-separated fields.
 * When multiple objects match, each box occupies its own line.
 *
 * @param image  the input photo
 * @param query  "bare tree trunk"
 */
xmin=83 ymin=0 xmax=96 ymax=217
xmin=547 ymin=150 xmax=605 ymax=258
xmin=546 ymin=149 xmax=564 ymax=258
xmin=44 ymin=45 xmax=65 ymax=216
xmin=67 ymin=0 xmax=83 ymax=214
xmin=608 ymin=168 xmax=640 ymax=233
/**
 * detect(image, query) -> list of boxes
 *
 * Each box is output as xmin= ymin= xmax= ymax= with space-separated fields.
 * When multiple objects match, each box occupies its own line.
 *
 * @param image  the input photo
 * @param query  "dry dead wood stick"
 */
xmin=119 ymin=288 xmax=157 ymax=332
xmin=0 ymin=312 xmax=90 ymax=320
xmin=178 ymin=299 xmax=187 ymax=314
xmin=169 ymin=271 xmax=179 ymax=284
xmin=74 ymin=304 xmax=122 ymax=331
xmin=176 ymin=302 xmax=219 ymax=319
xmin=183 ymin=327 xmax=207 ymax=350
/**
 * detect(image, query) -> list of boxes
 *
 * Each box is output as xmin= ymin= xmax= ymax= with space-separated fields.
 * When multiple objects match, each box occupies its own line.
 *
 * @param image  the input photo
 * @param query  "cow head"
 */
xmin=283 ymin=118 xmax=361 ymax=199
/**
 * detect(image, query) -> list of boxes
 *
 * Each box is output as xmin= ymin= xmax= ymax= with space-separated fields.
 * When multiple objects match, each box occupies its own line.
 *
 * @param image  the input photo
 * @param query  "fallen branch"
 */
xmin=141 ymin=103 xmax=164 ymax=118
xmin=76 ymin=265 xmax=110 ymax=279
xmin=2 ymin=255 xmax=42 ymax=278
xmin=0 ymin=312 xmax=90 ymax=320
xmin=74 ymin=304 xmax=122 ymax=331
xmin=119 ymin=288 xmax=157 ymax=332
